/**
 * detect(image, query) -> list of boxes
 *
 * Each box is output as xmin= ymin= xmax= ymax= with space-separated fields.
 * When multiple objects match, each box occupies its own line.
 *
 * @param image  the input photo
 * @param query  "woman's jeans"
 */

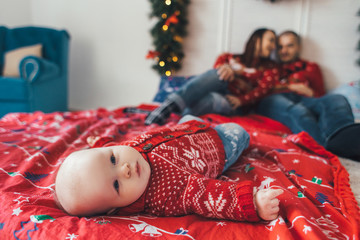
xmin=256 ymin=92 xmax=354 ymax=146
xmin=168 ymin=69 xmax=242 ymax=116
xmin=178 ymin=115 xmax=250 ymax=172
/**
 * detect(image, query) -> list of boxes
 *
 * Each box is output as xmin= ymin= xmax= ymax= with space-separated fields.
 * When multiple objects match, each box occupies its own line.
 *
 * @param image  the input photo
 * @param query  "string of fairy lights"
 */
xmin=147 ymin=0 xmax=190 ymax=76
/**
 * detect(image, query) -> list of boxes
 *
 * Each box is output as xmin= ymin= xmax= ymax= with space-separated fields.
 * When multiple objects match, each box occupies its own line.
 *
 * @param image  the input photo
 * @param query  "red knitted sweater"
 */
xmin=92 ymin=120 xmax=259 ymax=222
xmin=213 ymin=53 xmax=279 ymax=106
xmin=213 ymin=55 xmax=325 ymax=103
xmin=280 ymin=59 xmax=325 ymax=97
xmin=273 ymin=59 xmax=325 ymax=97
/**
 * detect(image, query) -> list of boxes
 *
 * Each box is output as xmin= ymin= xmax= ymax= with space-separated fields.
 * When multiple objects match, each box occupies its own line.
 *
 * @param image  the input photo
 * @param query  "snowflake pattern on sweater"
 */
xmin=96 ymin=120 xmax=259 ymax=222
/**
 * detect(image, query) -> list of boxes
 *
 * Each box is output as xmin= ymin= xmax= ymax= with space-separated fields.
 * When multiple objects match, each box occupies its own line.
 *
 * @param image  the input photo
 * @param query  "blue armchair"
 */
xmin=0 ymin=26 xmax=70 ymax=118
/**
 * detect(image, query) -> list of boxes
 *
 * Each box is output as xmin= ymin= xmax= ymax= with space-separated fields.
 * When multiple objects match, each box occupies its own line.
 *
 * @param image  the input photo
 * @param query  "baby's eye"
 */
xmin=113 ymin=180 xmax=119 ymax=193
xmin=110 ymin=154 xmax=116 ymax=165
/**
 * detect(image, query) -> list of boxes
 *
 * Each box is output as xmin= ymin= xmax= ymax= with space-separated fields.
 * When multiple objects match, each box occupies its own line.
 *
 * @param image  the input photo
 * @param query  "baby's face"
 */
xmin=55 ymin=145 xmax=151 ymax=216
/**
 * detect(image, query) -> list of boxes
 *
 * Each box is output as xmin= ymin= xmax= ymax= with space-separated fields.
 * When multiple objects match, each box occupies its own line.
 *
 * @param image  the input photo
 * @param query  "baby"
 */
xmin=55 ymin=115 xmax=283 ymax=222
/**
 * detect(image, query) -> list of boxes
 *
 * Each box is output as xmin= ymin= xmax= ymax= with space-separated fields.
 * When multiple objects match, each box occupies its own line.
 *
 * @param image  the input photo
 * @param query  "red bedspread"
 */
xmin=0 ymin=105 xmax=359 ymax=240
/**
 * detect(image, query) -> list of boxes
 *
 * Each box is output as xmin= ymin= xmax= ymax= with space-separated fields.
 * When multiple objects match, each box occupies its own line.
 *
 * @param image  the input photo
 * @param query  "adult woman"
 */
xmin=145 ymin=28 xmax=279 ymax=125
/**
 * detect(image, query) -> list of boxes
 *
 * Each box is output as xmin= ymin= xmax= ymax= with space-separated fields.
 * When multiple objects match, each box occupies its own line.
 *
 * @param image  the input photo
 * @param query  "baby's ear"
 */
xmin=106 ymin=208 xmax=117 ymax=215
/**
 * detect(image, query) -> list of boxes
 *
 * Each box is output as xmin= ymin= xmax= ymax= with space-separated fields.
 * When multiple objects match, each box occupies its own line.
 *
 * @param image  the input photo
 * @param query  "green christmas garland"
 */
xmin=147 ymin=0 xmax=190 ymax=76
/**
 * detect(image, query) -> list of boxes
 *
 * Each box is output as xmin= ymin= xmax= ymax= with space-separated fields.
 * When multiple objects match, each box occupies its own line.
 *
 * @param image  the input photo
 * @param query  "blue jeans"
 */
xmin=168 ymin=69 xmax=242 ymax=116
xmin=178 ymin=115 xmax=250 ymax=172
xmin=256 ymin=92 xmax=355 ymax=146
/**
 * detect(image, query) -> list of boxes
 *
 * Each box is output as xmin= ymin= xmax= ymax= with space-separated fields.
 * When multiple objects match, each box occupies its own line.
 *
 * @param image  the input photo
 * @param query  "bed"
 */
xmin=0 ymin=103 xmax=359 ymax=240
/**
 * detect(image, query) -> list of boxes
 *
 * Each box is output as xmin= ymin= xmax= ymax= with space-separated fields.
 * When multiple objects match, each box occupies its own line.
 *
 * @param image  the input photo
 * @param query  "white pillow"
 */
xmin=2 ymin=44 xmax=43 ymax=77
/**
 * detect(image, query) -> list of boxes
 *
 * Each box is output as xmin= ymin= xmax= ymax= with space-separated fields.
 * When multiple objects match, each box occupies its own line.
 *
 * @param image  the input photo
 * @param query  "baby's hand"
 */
xmin=254 ymin=188 xmax=283 ymax=221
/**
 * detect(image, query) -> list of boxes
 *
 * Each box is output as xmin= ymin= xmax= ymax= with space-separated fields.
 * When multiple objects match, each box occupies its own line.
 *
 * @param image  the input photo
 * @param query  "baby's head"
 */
xmin=55 ymin=145 xmax=151 ymax=216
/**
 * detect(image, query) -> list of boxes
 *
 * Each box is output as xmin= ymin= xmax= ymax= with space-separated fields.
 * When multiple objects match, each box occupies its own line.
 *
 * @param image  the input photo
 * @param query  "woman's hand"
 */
xmin=229 ymin=58 xmax=256 ymax=75
xmin=216 ymin=64 xmax=235 ymax=82
xmin=288 ymin=83 xmax=314 ymax=97
xmin=225 ymin=94 xmax=242 ymax=109
xmin=254 ymin=188 xmax=284 ymax=221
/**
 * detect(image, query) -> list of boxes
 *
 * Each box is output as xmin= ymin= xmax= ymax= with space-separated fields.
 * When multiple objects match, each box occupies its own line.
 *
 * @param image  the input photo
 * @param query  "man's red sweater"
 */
xmin=274 ymin=59 xmax=325 ymax=97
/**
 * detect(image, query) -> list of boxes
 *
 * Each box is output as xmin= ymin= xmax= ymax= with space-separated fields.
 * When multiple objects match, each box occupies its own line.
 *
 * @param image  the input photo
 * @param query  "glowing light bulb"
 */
xmin=162 ymin=25 xmax=168 ymax=31
xmin=173 ymin=35 xmax=183 ymax=42
xmin=165 ymin=0 xmax=171 ymax=6
xmin=172 ymin=56 xmax=178 ymax=62
xmin=159 ymin=61 xmax=165 ymax=67
xmin=162 ymin=13 xmax=167 ymax=19
xmin=165 ymin=70 xmax=171 ymax=76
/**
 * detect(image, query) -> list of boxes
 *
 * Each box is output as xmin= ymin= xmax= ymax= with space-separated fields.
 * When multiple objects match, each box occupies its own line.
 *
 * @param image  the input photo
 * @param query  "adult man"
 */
xmin=256 ymin=31 xmax=360 ymax=161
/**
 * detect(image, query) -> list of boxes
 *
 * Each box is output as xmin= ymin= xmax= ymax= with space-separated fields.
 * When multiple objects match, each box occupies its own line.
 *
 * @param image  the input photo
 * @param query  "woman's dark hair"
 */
xmin=241 ymin=28 xmax=275 ymax=68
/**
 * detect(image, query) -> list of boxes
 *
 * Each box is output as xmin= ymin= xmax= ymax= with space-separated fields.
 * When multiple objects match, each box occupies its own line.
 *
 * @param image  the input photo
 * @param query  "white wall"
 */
xmin=1 ymin=0 xmax=359 ymax=110
xmin=30 ymin=0 xmax=159 ymax=110
xmin=305 ymin=0 xmax=360 ymax=90
xmin=0 ymin=0 xmax=31 ymax=25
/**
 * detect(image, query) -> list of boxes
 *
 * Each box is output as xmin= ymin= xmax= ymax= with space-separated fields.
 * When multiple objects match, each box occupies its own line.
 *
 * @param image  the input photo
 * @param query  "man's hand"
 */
xmin=236 ymin=79 xmax=253 ymax=92
xmin=225 ymin=94 xmax=242 ymax=109
xmin=216 ymin=64 xmax=235 ymax=82
xmin=254 ymin=188 xmax=284 ymax=221
xmin=288 ymin=83 xmax=314 ymax=97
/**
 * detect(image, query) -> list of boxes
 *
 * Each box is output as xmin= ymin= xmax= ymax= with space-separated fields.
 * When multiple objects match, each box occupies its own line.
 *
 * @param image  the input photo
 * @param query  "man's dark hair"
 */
xmin=278 ymin=30 xmax=301 ymax=45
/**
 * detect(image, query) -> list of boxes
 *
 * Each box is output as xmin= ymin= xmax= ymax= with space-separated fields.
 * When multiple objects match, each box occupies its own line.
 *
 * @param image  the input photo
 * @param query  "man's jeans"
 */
xmin=256 ymin=92 xmax=354 ymax=146
xmin=178 ymin=115 xmax=250 ymax=172
xmin=168 ymin=69 xmax=242 ymax=116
